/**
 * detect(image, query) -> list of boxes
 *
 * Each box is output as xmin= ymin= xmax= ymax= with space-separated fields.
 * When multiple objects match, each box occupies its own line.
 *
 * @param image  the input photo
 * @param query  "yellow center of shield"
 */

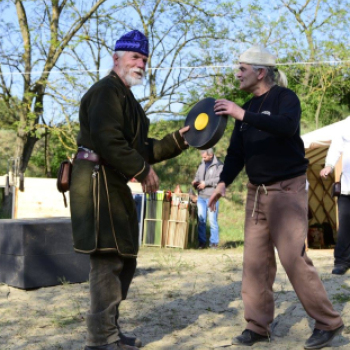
xmin=194 ymin=113 xmax=209 ymax=130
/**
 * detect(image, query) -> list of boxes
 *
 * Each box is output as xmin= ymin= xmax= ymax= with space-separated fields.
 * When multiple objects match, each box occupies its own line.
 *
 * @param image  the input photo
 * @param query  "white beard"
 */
xmin=122 ymin=67 xmax=145 ymax=86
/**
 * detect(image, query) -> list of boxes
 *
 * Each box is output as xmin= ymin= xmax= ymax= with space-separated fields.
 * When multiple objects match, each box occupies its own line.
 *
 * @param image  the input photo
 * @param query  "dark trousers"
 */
xmin=242 ymin=175 xmax=343 ymax=335
xmin=86 ymin=252 xmax=137 ymax=347
xmin=334 ymin=195 xmax=350 ymax=267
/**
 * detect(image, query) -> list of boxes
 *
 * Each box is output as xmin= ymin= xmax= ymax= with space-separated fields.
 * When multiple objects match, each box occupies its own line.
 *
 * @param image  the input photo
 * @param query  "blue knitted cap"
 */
xmin=114 ymin=30 xmax=149 ymax=57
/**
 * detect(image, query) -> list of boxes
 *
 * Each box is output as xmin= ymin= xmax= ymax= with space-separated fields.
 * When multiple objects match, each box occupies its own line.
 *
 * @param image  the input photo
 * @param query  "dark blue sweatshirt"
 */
xmin=219 ymin=85 xmax=309 ymax=186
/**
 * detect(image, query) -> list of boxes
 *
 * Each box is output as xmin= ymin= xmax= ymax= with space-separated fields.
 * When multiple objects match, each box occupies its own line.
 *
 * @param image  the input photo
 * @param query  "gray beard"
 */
xmin=122 ymin=68 xmax=144 ymax=87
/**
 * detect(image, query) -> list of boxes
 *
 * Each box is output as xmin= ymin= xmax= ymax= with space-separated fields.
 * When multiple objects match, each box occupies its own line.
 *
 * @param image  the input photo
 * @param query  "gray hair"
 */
xmin=114 ymin=50 xmax=126 ymax=58
xmin=252 ymin=65 xmax=288 ymax=88
xmin=110 ymin=51 xmax=126 ymax=67
xmin=108 ymin=51 xmax=127 ymax=76
xmin=107 ymin=51 xmax=126 ymax=75
xmin=200 ymin=148 xmax=214 ymax=156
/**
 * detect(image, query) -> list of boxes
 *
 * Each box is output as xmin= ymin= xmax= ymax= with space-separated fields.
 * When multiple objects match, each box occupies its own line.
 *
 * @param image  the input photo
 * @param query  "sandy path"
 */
xmin=0 ymin=248 xmax=349 ymax=350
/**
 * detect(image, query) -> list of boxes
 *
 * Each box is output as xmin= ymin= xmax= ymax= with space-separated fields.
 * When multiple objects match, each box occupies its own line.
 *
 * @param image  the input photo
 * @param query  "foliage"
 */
xmin=261 ymin=0 xmax=350 ymax=128
xmin=1 ymin=0 xmax=350 ymax=180
xmin=0 ymin=99 xmax=19 ymax=131
xmin=0 ymin=0 xmax=109 ymax=176
xmin=0 ymin=0 xmax=239 ymax=177
xmin=24 ymin=123 xmax=78 ymax=178
xmin=0 ymin=130 xmax=16 ymax=175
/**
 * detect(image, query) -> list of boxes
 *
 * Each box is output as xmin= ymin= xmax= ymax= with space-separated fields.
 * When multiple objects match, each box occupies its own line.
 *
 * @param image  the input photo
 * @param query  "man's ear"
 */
xmin=257 ymin=68 xmax=266 ymax=81
xmin=113 ymin=52 xmax=119 ymax=67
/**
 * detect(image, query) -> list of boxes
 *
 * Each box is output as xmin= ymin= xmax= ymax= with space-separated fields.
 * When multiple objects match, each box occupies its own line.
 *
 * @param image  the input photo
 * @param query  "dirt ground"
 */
xmin=0 ymin=247 xmax=349 ymax=350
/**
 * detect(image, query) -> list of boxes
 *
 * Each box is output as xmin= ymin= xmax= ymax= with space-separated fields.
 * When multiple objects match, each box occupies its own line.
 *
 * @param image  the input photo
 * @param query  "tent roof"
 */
xmin=304 ymin=143 xmax=331 ymax=166
xmin=301 ymin=119 xmax=348 ymax=165
xmin=301 ymin=120 xmax=344 ymax=148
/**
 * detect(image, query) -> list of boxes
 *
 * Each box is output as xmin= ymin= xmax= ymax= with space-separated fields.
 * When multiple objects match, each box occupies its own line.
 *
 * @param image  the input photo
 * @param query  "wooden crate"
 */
xmin=143 ymin=191 xmax=164 ymax=247
xmin=161 ymin=200 xmax=171 ymax=247
xmin=166 ymin=194 xmax=190 ymax=249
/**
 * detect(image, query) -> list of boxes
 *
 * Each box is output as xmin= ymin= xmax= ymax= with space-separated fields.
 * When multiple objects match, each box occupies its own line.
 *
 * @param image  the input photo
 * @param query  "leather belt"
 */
xmin=76 ymin=147 xmax=129 ymax=182
xmin=76 ymin=149 xmax=101 ymax=163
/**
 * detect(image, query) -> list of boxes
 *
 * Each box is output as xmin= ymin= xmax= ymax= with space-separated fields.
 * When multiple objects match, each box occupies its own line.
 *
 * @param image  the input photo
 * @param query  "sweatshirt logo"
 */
xmin=261 ymin=111 xmax=271 ymax=115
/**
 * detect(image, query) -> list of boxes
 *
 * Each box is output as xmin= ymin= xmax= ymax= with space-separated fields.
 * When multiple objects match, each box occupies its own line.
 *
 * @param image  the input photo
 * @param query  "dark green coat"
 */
xmin=70 ymin=71 xmax=187 ymax=257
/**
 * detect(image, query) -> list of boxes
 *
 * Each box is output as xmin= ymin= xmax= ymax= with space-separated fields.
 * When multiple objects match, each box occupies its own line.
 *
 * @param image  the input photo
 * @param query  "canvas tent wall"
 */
xmin=302 ymin=120 xmax=344 ymax=240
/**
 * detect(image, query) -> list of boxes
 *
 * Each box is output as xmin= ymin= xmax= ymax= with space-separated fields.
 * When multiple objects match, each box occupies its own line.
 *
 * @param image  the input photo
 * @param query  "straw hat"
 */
xmin=239 ymin=45 xmax=276 ymax=66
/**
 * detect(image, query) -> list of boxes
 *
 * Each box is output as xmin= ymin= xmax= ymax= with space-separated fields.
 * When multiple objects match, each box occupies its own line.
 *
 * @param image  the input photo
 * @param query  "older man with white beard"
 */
xmin=69 ymin=30 xmax=189 ymax=350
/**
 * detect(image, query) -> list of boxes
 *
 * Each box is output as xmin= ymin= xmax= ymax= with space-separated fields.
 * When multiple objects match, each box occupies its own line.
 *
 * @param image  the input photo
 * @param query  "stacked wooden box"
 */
xmin=143 ymin=191 xmax=165 ymax=247
xmin=143 ymin=192 xmax=196 ymax=249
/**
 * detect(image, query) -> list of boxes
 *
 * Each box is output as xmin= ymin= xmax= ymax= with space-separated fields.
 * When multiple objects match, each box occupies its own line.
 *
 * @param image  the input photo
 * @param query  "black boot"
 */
xmin=85 ymin=340 xmax=138 ymax=350
xmin=115 ymin=306 xmax=142 ymax=348
xmin=232 ymin=329 xmax=269 ymax=346
xmin=304 ymin=324 xmax=344 ymax=349
xmin=332 ymin=265 xmax=349 ymax=275
xmin=119 ymin=331 xmax=142 ymax=348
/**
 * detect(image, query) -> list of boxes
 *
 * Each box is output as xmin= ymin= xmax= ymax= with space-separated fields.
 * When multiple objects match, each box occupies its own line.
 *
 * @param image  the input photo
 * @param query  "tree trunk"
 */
xmin=45 ymin=131 xmax=52 ymax=177
xmin=315 ymin=89 xmax=326 ymax=129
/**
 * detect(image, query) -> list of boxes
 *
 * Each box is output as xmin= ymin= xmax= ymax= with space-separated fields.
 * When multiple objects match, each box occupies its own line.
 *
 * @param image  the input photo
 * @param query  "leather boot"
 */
xmin=85 ymin=340 xmax=139 ymax=350
xmin=232 ymin=329 xmax=269 ymax=346
xmin=304 ymin=325 xmax=344 ymax=349
xmin=332 ymin=265 xmax=349 ymax=275
xmin=119 ymin=331 xmax=142 ymax=348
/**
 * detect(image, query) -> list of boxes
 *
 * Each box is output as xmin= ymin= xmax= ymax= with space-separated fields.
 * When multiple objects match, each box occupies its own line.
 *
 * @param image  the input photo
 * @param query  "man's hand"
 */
xmin=214 ymin=99 xmax=245 ymax=121
xmin=197 ymin=181 xmax=205 ymax=190
xmin=179 ymin=125 xmax=190 ymax=144
xmin=141 ymin=166 xmax=159 ymax=193
xmin=320 ymin=166 xmax=333 ymax=179
xmin=208 ymin=182 xmax=226 ymax=211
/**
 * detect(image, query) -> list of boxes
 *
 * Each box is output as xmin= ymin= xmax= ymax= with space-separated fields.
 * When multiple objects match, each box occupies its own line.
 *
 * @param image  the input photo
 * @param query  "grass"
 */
xmin=332 ymin=293 xmax=350 ymax=304
xmin=50 ymin=300 xmax=85 ymax=328
xmin=150 ymin=250 xmax=196 ymax=274
xmin=218 ymin=195 xmax=245 ymax=247
xmin=219 ymin=253 xmax=243 ymax=272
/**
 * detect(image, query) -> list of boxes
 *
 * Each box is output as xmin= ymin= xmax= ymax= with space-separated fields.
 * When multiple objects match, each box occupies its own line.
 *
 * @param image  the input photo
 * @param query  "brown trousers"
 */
xmin=242 ymin=175 xmax=343 ymax=336
xmin=86 ymin=253 xmax=137 ymax=346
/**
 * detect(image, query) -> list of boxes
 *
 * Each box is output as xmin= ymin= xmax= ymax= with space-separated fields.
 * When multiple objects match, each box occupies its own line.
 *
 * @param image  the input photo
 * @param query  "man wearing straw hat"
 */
xmin=209 ymin=45 xmax=344 ymax=349
xmin=70 ymin=30 xmax=189 ymax=350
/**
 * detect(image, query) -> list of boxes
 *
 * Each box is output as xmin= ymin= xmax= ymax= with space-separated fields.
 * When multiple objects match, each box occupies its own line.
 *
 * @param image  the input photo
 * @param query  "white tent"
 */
xmin=302 ymin=120 xmax=344 ymax=148
xmin=301 ymin=120 xmax=345 ymax=242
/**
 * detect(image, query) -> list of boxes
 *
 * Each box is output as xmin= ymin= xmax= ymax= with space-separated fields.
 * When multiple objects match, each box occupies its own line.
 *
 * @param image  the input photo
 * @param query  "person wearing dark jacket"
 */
xmin=192 ymin=148 xmax=223 ymax=248
xmin=70 ymin=30 xmax=189 ymax=350
xmin=209 ymin=45 xmax=343 ymax=349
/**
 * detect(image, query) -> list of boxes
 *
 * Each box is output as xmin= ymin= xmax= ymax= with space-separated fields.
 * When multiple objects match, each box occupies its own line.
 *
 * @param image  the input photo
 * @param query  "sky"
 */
xmin=1 ymin=0 xmax=350 ymax=125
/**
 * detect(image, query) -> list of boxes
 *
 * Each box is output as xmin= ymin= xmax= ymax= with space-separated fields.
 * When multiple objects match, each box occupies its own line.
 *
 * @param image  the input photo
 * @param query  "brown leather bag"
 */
xmin=57 ymin=160 xmax=72 ymax=207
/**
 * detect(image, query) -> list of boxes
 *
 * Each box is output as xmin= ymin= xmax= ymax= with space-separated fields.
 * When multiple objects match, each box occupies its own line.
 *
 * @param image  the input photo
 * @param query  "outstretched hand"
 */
xmin=208 ymin=182 xmax=226 ymax=211
xmin=179 ymin=125 xmax=190 ymax=144
xmin=141 ymin=166 xmax=159 ymax=193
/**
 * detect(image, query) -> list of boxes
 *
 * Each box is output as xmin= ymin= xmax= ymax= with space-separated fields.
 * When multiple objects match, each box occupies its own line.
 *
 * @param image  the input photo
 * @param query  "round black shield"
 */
xmin=183 ymin=97 xmax=228 ymax=150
